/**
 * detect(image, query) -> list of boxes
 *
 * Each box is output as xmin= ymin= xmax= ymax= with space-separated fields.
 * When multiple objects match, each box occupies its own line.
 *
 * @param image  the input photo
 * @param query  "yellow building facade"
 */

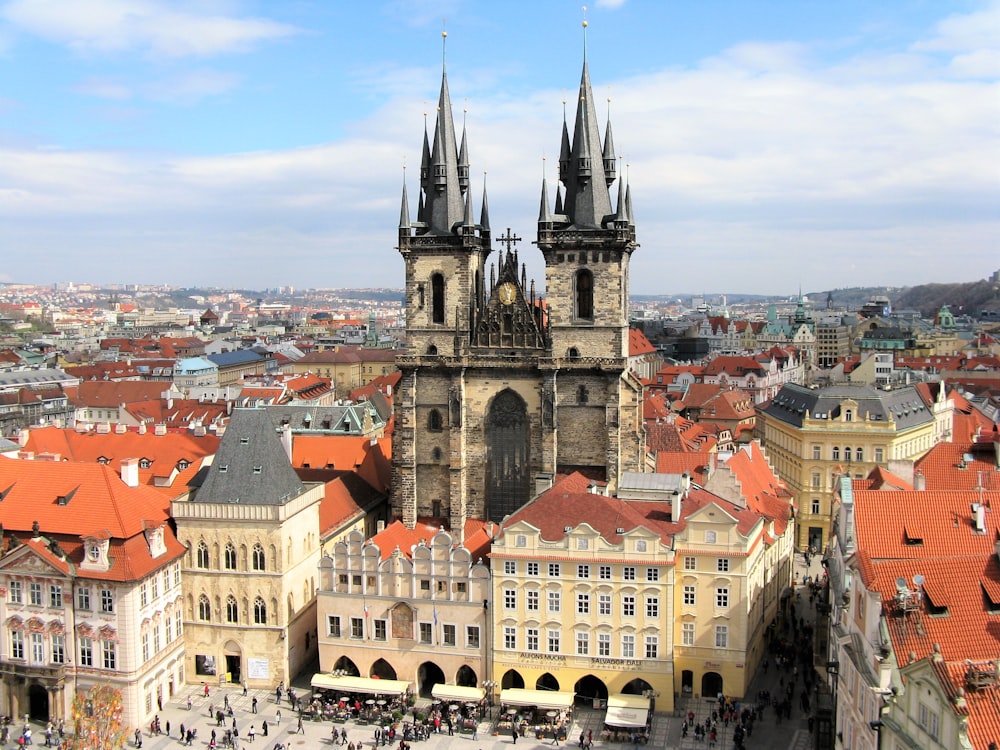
xmin=757 ymin=383 xmax=948 ymax=550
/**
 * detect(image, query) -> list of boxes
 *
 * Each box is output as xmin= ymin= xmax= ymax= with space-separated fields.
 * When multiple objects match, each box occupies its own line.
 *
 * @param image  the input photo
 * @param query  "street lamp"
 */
xmin=482 ymin=681 xmax=497 ymax=718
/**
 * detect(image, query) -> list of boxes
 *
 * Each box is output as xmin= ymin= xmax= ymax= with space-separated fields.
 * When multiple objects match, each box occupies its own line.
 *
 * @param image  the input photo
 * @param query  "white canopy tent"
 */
xmin=499 ymin=689 xmax=575 ymax=711
xmin=603 ymin=694 xmax=649 ymax=729
xmin=310 ymin=674 xmax=410 ymax=696
xmin=431 ymin=684 xmax=486 ymax=703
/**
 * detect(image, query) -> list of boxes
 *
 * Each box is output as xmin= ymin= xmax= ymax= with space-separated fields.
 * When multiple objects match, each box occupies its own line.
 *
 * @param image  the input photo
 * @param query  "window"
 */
xmin=575 ymin=269 xmax=594 ymax=320
xmin=102 ymin=641 xmax=116 ymax=670
xmin=173 ymin=564 xmax=181 ymax=587
xmin=504 ymin=560 xmax=516 ymax=575
xmin=466 ymin=625 xmax=480 ymax=649
xmin=197 ymin=541 xmax=209 ymax=568
xmin=431 ymin=273 xmax=445 ymax=324
xmin=140 ymin=583 xmax=148 ymax=607
xmin=918 ymin=703 xmax=940 ymax=740
xmin=374 ymin=620 xmax=388 ymax=641
xmin=875 ymin=447 xmax=884 ymax=463
xmin=599 ymin=594 xmax=612 ymax=615
xmin=576 ymin=538 xmax=589 ymax=551
xmin=812 ymin=473 xmax=821 ymax=489
xmin=11 ymin=631 xmax=24 ymax=660
xmin=79 ymin=636 xmax=93 ymax=666
xmin=51 ymin=634 xmax=65 ymax=664
xmin=621 ymin=634 xmax=635 ymax=659
xmin=645 ymin=596 xmax=659 ymax=618
xmin=577 ymin=594 xmax=590 ymax=614
xmin=844 ymin=447 xmax=851 ymax=462
xmin=142 ymin=632 xmax=150 ymax=666
xmin=547 ymin=629 xmax=560 ymax=653
xmin=684 ymin=556 xmax=697 ymax=571
xmin=683 ymin=585 xmax=696 ymax=606
xmin=635 ymin=540 xmax=647 ymax=553
xmin=328 ymin=616 xmax=342 ymax=637
xmin=577 ymin=565 xmax=590 ymax=579
xmin=599 ymin=565 xmax=612 ymax=580
xmin=812 ymin=445 xmax=821 ymax=460
xmin=175 ymin=611 xmax=182 ymax=637
xmin=527 ymin=562 xmax=539 ymax=577
xmin=29 ymin=582 xmax=42 ymax=606
xmin=153 ymin=625 xmax=161 ymax=653
xmin=198 ymin=595 xmax=211 ymax=621
xmin=855 ymin=448 xmax=863 ymax=462
xmin=419 ymin=623 xmax=432 ymax=644
xmin=252 ymin=544 xmax=266 ymax=571
xmin=442 ymin=624 xmax=456 ymax=646
xmin=504 ymin=627 xmax=516 ymax=650
xmin=597 ymin=633 xmax=611 ymax=656
xmin=576 ymin=632 xmax=589 ymax=655
xmin=9 ymin=581 xmax=22 ymax=604
xmin=682 ymin=623 xmax=695 ymax=646
xmin=226 ymin=595 xmax=238 ymax=623
xmin=526 ymin=590 xmax=539 ymax=611
xmin=623 ymin=566 xmax=636 ymax=581
xmin=811 ymin=498 xmax=821 ymax=514
xmin=30 ymin=632 xmax=44 ymax=664
xmin=350 ymin=617 xmax=364 ymax=639
xmin=224 ymin=543 xmax=237 ymax=570
xmin=526 ymin=629 xmax=538 ymax=652
xmin=704 ymin=530 xmax=717 ymax=544
xmin=714 ymin=625 xmax=728 ymax=648
xmin=504 ymin=589 xmax=517 ymax=610
xmin=165 ymin=616 xmax=173 ymax=643
xmin=516 ymin=536 xmax=527 ymax=549
xmin=49 ymin=585 xmax=63 ymax=608
xmin=622 ymin=596 xmax=635 ymax=617
xmin=547 ymin=591 xmax=561 ymax=613
xmin=100 ymin=589 xmax=114 ymax=613
xmin=420 ymin=579 xmax=430 ymax=591
xmin=254 ymin=597 xmax=267 ymax=625
xmin=150 ymin=576 xmax=158 ymax=600
xmin=832 ymin=447 xmax=840 ymax=460
xmin=645 ymin=636 xmax=658 ymax=659
xmin=646 ymin=568 xmax=659 ymax=582
xmin=717 ymin=558 xmax=730 ymax=572
xmin=716 ymin=587 xmax=729 ymax=608
xmin=548 ymin=563 xmax=561 ymax=578
xmin=845 ymin=409 xmax=853 ymax=422
xmin=428 ymin=409 xmax=443 ymax=432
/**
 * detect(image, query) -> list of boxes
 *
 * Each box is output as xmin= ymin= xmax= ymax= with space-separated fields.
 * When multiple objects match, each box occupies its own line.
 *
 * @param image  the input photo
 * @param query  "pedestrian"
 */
xmin=511 ymin=726 xmax=517 ymax=744
xmin=252 ymin=698 xmax=258 ymax=715
xmin=275 ymin=710 xmax=281 ymax=725
xmin=134 ymin=729 xmax=142 ymax=748
xmin=158 ymin=696 xmax=163 ymax=712
xmin=341 ymin=728 xmax=348 ymax=745
xmin=179 ymin=723 xmax=185 ymax=740
xmin=296 ymin=717 xmax=304 ymax=735
xmin=205 ymin=684 xmax=210 ymax=698
xmin=187 ymin=696 xmax=193 ymax=711
xmin=262 ymin=722 xmax=268 ymax=739
xmin=472 ymin=725 xmax=478 ymax=741
xmin=165 ymin=722 xmax=170 ymax=738
xmin=225 ymin=695 xmax=230 ymax=710
xmin=248 ymin=726 xmax=255 ymax=743
xmin=243 ymin=681 xmax=248 ymax=697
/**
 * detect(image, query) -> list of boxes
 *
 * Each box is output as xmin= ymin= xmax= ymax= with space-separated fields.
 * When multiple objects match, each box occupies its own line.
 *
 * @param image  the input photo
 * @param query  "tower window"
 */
xmin=431 ymin=273 xmax=445 ymax=324
xmin=428 ymin=409 xmax=443 ymax=432
xmin=575 ymin=270 xmax=594 ymax=320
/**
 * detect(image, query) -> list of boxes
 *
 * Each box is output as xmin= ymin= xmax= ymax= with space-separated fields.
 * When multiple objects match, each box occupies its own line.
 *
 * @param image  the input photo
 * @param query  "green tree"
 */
xmin=65 ymin=685 xmax=127 ymax=750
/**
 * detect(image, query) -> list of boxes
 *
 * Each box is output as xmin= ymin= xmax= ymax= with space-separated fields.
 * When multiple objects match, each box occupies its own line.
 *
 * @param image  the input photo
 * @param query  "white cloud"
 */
xmin=1 ymin=4 xmax=997 ymax=292
xmin=144 ymin=69 xmax=241 ymax=104
xmin=74 ymin=77 xmax=132 ymax=100
xmin=1 ymin=0 xmax=300 ymax=58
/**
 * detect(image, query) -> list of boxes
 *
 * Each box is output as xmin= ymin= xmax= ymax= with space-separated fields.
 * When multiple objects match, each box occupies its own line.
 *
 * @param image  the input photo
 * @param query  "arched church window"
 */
xmin=575 ymin=270 xmax=594 ymax=320
xmin=567 ymin=347 xmax=580 ymax=360
xmin=577 ymin=385 xmax=589 ymax=404
xmin=431 ymin=274 xmax=445 ymax=324
xmin=226 ymin=595 xmax=238 ymax=623
xmin=254 ymin=596 xmax=267 ymax=624
xmin=426 ymin=344 xmax=438 ymax=356
xmin=428 ymin=409 xmax=443 ymax=432
xmin=198 ymin=595 xmax=211 ymax=621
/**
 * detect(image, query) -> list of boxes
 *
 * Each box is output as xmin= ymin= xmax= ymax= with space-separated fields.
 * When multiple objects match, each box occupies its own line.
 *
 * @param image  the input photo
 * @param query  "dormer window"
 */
xmin=844 ymin=409 xmax=853 ymax=422
xmin=139 ymin=458 xmax=152 ymax=469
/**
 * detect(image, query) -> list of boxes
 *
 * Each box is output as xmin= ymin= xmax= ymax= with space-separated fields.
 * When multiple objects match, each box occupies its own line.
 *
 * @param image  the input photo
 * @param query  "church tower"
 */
xmin=392 ymin=33 xmax=644 ymax=534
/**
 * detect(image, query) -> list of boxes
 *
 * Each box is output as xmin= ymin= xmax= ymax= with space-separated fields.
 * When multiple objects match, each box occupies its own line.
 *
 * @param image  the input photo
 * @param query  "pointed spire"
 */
xmin=399 ymin=173 xmax=411 ymax=231
xmin=420 ymin=116 xmax=431 ymax=188
xmin=554 ymin=183 xmax=564 ymax=215
xmin=615 ymin=180 xmax=627 ymax=224
xmin=458 ymin=117 xmax=470 ymax=193
xmin=479 ymin=173 xmax=491 ymax=232
xmin=558 ymin=101 xmax=571 ymax=184
xmin=423 ymin=29 xmax=465 ymax=234
xmin=538 ymin=177 xmax=552 ymax=224
xmin=561 ymin=55 xmax=613 ymax=227
xmin=603 ymin=103 xmax=617 ymax=187
xmin=462 ymin=187 xmax=475 ymax=231
xmin=625 ymin=179 xmax=634 ymax=225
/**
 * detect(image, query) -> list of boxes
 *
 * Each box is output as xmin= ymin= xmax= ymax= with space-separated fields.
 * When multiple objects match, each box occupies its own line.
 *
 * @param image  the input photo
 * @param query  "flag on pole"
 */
xmin=364 ymin=602 xmax=369 ymax=617
xmin=433 ymin=606 xmax=438 ymax=626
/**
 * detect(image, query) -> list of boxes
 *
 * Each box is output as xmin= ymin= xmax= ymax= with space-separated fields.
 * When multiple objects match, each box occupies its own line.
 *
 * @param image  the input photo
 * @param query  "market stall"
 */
xmin=430 ymin=685 xmax=486 ymax=732
xmin=309 ymin=675 xmax=411 ymax=724
xmin=601 ymin=694 xmax=650 ymax=743
xmin=497 ymin=689 xmax=575 ymax=741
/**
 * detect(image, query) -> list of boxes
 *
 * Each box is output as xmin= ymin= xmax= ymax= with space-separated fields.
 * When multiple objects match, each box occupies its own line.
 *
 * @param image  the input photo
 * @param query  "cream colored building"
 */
xmin=491 ymin=475 xmax=677 ymax=712
xmin=757 ymin=383 xmax=948 ymax=550
xmin=315 ymin=523 xmax=491 ymax=695
xmin=172 ymin=408 xmax=324 ymax=689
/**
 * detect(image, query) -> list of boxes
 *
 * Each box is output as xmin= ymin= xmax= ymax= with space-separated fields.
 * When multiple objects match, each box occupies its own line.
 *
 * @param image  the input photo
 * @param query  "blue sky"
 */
xmin=1 ymin=0 xmax=997 ymax=295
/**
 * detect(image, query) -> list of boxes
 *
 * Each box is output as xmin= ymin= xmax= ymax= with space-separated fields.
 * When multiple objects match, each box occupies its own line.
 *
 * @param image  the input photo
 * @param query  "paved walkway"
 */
xmin=38 ymin=554 xmax=824 ymax=750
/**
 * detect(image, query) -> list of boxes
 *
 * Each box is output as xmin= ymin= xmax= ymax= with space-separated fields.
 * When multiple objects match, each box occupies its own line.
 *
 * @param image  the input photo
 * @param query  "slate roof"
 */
xmin=193 ymin=408 xmax=305 ymax=505
xmin=762 ymin=383 xmax=934 ymax=430
xmin=207 ymin=350 xmax=264 ymax=368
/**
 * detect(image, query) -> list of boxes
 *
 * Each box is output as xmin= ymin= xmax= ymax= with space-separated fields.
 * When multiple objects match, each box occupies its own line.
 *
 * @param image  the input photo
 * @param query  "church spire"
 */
xmin=539 ymin=177 xmax=552 ymax=225
xmin=423 ymin=30 xmax=465 ymax=235
xmin=602 ymin=104 xmax=617 ymax=186
xmin=399 ymin=172 xmax=411 ymax=232
xmin=480 ymin=173 xmax=491 ymax=233
xmin=458 ymin=116 xmax=470 ymax=193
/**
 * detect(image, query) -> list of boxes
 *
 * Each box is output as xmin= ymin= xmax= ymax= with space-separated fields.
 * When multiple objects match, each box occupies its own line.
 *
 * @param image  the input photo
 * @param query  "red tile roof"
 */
xmin=628 ymin=328 xmax=657 ymax=357
xmin=913 ymin=441 xmax=1000 ymax=492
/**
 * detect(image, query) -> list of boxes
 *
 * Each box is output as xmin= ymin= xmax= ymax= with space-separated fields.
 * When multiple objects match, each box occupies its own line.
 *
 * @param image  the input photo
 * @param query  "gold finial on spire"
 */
xmin=441 ymin=18 xmax=447 ymax=65
xmin=582 ymin=5 xmax=588 ymax=58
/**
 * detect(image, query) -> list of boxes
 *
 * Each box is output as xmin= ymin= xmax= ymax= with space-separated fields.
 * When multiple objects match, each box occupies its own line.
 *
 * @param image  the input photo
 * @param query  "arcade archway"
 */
xmin=418 ymin=662 xmax=445 ymax=697
xmin=333 ymin=655 xmax=360 ymax=677
xmin=536 ymin=673 xmax=560 ymax=692
xmin=501 ymin=670 xmax=524 ymax=689
xmin=701 ymin=672 xmax=723 ymax=699
xmin=456 ymin=665 xmax=478 ymax=687
xmin=370 ymin=658 xmax=397 ymax=680
xmin=574 ymin=675 xmax=608 ymax=706
xmin=621 ymin=678 xmax=652 ymax=696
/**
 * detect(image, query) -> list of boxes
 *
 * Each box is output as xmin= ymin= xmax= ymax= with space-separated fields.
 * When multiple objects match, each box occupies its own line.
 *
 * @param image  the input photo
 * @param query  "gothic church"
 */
xmin=392 ymin=38 xmax=644 ymax=533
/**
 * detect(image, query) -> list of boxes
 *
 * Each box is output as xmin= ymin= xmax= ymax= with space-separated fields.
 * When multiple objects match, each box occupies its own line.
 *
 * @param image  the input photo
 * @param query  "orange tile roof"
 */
xmin=367 ymin=517 xmax=493 ymax=562
xmin=914 ymin=441 xmax=1000 ymax=492
xmin=292 ymin=435 xmax=391 ymax=493
xmin=723 ymin=442 xmax=793 ymax=535
xmin=74 ymin=380 xmax=169 ymax=408
xmin=628 ymin=328 xmax=657 ymax=357
xmin=318 ymin=473 xmax=384 ymax=538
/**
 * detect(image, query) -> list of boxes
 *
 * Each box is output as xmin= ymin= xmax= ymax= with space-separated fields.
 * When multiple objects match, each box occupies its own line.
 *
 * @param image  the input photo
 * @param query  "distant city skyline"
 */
xmin=1 ymin=0 xmax=997 ymax=294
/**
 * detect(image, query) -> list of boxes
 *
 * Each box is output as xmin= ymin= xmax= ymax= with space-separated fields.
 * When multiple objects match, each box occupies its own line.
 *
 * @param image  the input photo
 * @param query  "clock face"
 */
xmin=498 ymin=282 xmax=517 ymax=306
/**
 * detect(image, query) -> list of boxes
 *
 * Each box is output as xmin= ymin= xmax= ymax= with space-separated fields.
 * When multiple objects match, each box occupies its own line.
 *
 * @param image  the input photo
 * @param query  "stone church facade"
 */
xmin=392 ymin=43 xmax=645 ymax=533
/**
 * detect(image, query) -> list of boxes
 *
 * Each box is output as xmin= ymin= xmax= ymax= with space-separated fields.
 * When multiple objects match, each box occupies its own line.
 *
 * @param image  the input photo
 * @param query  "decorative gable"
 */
xmin=471 ymin=249 xmax=548 ymax=351
xmin=80 ymin=533 xmax=111 ymax=572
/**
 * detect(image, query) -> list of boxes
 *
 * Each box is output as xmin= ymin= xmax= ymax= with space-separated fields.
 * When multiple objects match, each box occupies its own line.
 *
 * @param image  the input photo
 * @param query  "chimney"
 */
xmin=17 ymin=451 xmax=34 ymax=460
xmin=115 ymin=423 xmax=127 ymax=434
xmin=280 ymin=424 xmax=293 ymax=462
xmin=18 ymin=428 xmax=30 ymax=447
xmin=138 ymin=421 xmax=147 ymax=434
xmin=120 ymin=458 xmax=140 ymax=487
xmin=913 ymin=471 xmax=926 ymax=491
xmin=534 ymin=473 xmax=555 ymax=496
xmin=154 ymin=424 xmax=167 ymax=436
